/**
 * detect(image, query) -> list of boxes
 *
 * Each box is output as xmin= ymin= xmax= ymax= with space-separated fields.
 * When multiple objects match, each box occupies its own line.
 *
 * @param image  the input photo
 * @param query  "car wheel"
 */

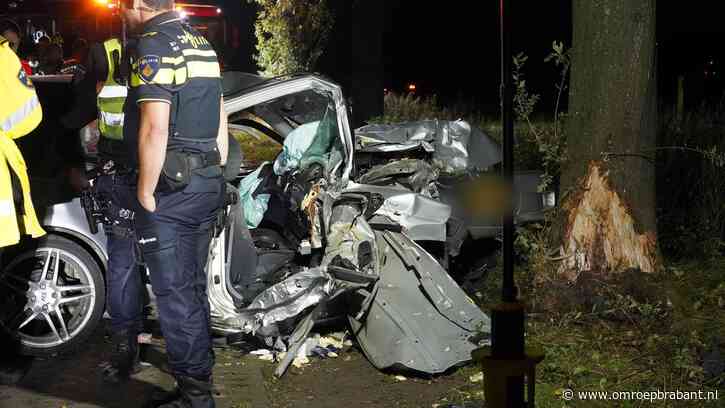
xmin=0 ymin=235 xmax=105 ymax=356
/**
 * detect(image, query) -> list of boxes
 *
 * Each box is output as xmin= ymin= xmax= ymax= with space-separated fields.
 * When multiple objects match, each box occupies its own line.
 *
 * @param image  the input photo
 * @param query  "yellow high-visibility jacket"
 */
xmin=0 ymin=35 xmax=45 ymax=248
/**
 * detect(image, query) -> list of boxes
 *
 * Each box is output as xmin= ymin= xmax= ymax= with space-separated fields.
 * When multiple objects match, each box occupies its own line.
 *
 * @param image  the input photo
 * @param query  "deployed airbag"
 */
xmin=237 ymin=162 xmax=272 ymax=229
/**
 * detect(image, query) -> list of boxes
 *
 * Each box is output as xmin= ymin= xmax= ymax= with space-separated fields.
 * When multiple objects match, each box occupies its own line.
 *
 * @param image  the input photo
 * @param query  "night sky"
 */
xmin=381 ymin=1 xmax=725 ymax=114
xmin=4 ymin=0 xmax=724 ymax=114
xmin=383 ymin=1 xmax=570 ymax=112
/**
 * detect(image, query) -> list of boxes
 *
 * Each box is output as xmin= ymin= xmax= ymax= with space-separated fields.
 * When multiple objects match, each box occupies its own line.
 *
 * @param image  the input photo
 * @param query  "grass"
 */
xmin=438 ymin=257 xmax=725 ymax=408
xmin=230 ymin=128 xmax=281 ymax=165
xmin=231 ymin=91 xmax=725 ymax=407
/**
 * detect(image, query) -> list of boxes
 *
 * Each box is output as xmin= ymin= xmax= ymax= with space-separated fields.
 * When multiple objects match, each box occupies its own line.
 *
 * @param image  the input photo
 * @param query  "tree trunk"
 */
xmin=555 ymin=0 xmax=660 ymax=280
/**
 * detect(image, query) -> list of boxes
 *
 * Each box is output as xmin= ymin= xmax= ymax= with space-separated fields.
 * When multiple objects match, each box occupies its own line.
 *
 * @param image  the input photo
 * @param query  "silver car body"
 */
xmin=39 ymin=74 xmax=490 ymax=376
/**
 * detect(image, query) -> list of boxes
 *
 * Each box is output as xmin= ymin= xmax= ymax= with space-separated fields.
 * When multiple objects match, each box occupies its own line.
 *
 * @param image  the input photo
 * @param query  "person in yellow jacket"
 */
xmin=0 ymin=33 xmax=45 ymax=387
xmin=0 ymin=34 xmax=45 ymax=249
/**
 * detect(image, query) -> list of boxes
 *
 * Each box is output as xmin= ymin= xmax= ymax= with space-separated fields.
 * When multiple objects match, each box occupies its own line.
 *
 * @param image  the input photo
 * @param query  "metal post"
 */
xmin=500 ymin=0 xmax=516 ymax=304
xmin=482 ymin=1 xmax=527 ymax=406
xmin=470 ymin=2 xmax=546 ymax=405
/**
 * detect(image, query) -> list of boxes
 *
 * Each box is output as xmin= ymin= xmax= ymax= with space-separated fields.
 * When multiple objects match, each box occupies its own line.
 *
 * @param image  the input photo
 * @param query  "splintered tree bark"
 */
xmin=556 ymin=0 xmax=659 ymax=280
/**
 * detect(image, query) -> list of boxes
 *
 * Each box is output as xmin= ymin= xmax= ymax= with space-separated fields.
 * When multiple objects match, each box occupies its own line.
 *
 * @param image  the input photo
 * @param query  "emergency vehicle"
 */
xmin=0 ymin=0 xmax=237 ymax=62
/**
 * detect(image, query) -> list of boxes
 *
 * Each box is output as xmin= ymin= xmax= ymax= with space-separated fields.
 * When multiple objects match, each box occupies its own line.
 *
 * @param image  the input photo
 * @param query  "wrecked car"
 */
xmin=209 ymin=73 xmax=492 ymax=376
xmin=352 ymin=120 xmax=556 ymax=292
xmin=0 ymin=72 xmax=494 ymax=377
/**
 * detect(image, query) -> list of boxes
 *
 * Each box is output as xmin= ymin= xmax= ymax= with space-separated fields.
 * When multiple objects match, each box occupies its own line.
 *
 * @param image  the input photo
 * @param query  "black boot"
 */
xmin=100 ymin=329 xmax=141 ymax=383
xmin=155 ymin=376 xmax=215 ymax=408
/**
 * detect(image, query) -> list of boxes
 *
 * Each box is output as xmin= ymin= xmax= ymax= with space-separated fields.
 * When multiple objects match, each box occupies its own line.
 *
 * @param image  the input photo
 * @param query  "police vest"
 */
xmin=130 ymin=18 xmax=221 ymax=155
xmin=97 ymin=38 xmax=127 ymax=141
xmin=0 ymin=35 xmax=46 ymax=248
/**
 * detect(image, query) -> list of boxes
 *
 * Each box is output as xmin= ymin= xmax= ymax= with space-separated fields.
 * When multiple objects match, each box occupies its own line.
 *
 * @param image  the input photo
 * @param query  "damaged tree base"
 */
xmin=558 ymin=163 xmax=659 ymax=280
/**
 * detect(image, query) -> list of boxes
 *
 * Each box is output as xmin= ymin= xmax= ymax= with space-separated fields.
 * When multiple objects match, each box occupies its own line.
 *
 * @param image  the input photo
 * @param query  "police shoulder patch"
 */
xmin=18 ymin=68 xmax=33 ymax=88
xmin=137 ymin=55 xmax=161 ymax=83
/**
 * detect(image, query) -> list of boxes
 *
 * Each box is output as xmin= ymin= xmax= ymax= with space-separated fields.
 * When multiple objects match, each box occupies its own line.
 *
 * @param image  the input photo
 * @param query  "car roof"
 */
xmin=221 ymin=71 xmax=330 ymax=98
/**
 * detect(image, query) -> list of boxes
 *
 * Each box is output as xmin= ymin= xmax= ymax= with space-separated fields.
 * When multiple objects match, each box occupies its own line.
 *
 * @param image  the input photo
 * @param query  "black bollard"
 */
xmin=471 ymin=1 xmax=544 ymax=407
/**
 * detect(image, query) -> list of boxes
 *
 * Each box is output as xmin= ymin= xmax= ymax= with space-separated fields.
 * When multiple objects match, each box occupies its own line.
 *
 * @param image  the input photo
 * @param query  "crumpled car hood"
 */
xmin=355 ymin=119 xmax=503 ymax=174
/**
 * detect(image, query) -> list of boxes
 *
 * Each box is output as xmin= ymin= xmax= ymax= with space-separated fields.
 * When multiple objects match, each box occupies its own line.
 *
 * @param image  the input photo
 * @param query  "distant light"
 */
xmin=94 ymin=0 xmax=109 ymax=5
xmin=408 ymin=84 xmax=417 ymax=91
xmin=216 ymin=7 xmax=222 ymax=14
xmin=179 ymin=11 xmax=188 ymax=19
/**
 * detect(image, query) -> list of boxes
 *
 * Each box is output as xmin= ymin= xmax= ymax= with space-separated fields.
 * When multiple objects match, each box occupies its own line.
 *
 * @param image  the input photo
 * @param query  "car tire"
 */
xmin=0 ymin=235 xmax=105 ymax=357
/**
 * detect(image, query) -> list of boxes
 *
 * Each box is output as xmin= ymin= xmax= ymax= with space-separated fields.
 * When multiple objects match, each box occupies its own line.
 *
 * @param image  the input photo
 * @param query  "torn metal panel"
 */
xmin=348 ymin=230 xmax=490 ymax=374
xmin=466 ymin=126 xmax=504 ymax=170
xmin=357 ymin=159 xmax=438 ymax=195
xmin=232 ymin=194 xmax=381 ymax=368
xmin=322 ymin=196 xmax=380 ymax=276
xmin=343 ymin=183 xmax=452 ymax=241
xmin=236 ymin=266 xmax=336 ymax=337
xmin=374 ymin=193 xmax=451 ymax=242
xmin=355 ymin=120 xmax=502 ymax=174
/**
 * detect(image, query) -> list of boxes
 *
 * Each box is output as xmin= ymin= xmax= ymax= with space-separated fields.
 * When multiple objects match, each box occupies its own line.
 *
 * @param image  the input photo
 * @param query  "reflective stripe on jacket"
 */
xmin=97 ymin=38 xmax=127 ymax=141
xmin=0 ymin=35 xmax=45 ymax=248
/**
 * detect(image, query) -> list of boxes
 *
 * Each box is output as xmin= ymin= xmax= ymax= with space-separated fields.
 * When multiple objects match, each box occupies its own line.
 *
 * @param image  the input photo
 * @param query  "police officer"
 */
xmin=120 ymin=1 xmax=228 ymax=406
xmin=61 ymin=35 xmax=147 ymax=384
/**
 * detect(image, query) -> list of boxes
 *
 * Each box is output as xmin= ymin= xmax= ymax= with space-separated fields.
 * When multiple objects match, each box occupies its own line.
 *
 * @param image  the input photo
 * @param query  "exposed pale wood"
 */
xmin=558 ymin=164 xmax=658 ymax=280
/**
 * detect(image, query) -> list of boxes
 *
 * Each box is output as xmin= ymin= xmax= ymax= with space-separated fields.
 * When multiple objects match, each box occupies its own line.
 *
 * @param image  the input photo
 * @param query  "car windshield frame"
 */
xmin=225 ymin=75 xmax=354 ymax=188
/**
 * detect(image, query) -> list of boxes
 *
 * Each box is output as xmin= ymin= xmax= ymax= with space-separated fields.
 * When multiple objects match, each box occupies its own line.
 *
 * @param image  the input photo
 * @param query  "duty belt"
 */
xmin=159 ymin=149 xmax=222 ymax=193
xmin=186 ymin=149 xmax=221 ymax=170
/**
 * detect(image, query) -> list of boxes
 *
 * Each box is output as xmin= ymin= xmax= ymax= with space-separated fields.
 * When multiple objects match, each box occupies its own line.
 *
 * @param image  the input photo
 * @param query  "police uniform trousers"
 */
xmin=134 ymin=183 xmax=223 ymax=380
xmin=95 ymin=173 xmax=145 ymax=334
